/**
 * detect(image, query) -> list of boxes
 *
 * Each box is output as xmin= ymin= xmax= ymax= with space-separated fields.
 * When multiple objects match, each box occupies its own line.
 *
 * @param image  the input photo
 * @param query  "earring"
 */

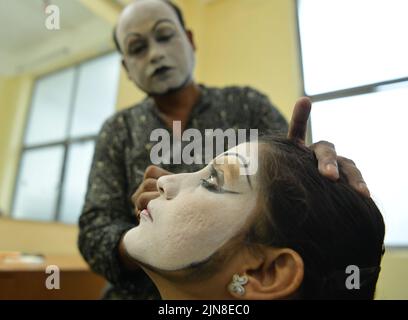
xmin=228 ymin=274 xmax=248 ymax=296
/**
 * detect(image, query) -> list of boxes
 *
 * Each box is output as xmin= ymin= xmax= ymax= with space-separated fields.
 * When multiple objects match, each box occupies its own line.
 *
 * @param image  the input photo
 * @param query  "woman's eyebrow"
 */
xmin=219 ymin=152 xmax=252 ymax=189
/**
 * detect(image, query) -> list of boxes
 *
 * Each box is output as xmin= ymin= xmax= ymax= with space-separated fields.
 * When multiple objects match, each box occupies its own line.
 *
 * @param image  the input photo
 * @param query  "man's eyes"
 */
xmin=128 ymin=43 xmax=146 ymax=55
xmin=127 ymin=34 xmax=173 ymax=55
xmin=156 ymin=33 xmax=174 ymax=42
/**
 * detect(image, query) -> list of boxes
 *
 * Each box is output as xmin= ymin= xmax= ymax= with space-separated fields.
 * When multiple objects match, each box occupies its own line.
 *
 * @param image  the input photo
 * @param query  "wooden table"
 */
xmin=0 ymin=254 xmax=106 ymax=300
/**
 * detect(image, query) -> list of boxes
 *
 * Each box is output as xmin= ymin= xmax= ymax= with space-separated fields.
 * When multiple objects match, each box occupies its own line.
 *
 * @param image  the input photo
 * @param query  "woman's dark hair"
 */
xmin=247 ymin=136 xmax=385 ymax=299
xmin=113 ymin=0 xmax=186 ymax=54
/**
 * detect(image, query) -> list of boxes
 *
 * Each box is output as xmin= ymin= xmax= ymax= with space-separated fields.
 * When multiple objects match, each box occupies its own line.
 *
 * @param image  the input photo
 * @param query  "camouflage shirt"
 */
xmin=78 ymin=85 xmax=288 ymax=299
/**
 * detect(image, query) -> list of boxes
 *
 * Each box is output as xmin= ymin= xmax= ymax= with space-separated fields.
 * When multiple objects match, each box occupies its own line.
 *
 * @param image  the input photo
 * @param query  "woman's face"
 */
xmin=124 ymin=142 xmax=260 ymax=271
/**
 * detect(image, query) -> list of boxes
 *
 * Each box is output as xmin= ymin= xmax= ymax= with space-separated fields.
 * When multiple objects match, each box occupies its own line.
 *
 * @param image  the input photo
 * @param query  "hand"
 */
xmin=131 ymin=165 xmax=173 ymax=221
xmin=287 ymin=97 xmax=370 ymax=197
xmin=119 ymin=165 xmax=172 ymax=270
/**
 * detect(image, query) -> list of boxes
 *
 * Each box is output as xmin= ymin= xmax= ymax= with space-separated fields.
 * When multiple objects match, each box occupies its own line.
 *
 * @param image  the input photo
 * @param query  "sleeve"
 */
xmin=77 ymin=116 xmax=148 ymax=293
xmin=246 ymin=87 xmax=289 ymax=136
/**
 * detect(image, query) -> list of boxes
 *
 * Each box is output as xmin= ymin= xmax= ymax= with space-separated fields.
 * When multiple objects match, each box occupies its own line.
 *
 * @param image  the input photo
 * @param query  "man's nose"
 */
xmin=149 ymin=43 xmax=165 ymax=65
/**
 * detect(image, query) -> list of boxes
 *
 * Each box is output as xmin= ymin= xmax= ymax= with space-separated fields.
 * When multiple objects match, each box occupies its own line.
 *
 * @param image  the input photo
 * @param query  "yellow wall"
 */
xmin=0 ymin=0 xmax=406 ymax=299
xmin=116 ymin=67 xmax=146 ymax=110
xmin=0 ymin=75 xmax=33 ymax=215
xmin=376 ymin=250 xmax=408 ymax=299
xmin=199 ymin=0 xmax=301 ymax=121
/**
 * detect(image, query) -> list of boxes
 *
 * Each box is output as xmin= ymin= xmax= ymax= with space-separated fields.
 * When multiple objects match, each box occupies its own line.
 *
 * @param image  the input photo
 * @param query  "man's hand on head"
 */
xmin=131 ymin=165 xmax=173 ymax=221
xmin=287 ymin=97 xmax=370 ymax=197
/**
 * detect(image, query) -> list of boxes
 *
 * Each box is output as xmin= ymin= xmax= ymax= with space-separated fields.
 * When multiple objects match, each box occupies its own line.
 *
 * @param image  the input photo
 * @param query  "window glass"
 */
xmin=298 ymin=0 xmax=408 ymax=95
xmin=25 ymin=68 xmax=75 ymax=145
xmin=311 ymin=84 xmax=408 ymax=246
xmin=59 ymin=140 xmax=95 ymax=224
xmin=69 ymin=53 xmax=120 ymax=137
xmin=13 ymin=146 xmax=65 ymax=221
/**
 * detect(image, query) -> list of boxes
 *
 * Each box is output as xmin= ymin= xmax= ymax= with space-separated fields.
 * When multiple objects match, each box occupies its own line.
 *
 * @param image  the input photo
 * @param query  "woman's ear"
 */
xmin=229 ymin=247 xmax=304 ymax=300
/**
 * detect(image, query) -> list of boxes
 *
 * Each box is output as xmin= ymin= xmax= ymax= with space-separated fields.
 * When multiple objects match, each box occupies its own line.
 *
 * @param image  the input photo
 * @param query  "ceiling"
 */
xmin=0 ymin=0 xmax=220 ymax=76
xmin=0 ymin=0 xmax=118 ymax=76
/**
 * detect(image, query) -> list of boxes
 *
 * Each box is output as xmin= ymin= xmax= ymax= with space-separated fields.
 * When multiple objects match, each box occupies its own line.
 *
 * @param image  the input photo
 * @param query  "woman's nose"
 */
xmin=157 ymin=176 xmax=165 ymax=196
xmin=157 ymin=175 xmax=178 ymax=200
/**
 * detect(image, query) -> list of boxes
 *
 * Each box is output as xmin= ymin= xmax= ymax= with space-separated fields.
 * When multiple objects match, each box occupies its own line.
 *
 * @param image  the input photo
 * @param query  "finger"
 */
xmin=135 ymin=208 xmax=141 ymax=223
xmin=143 ymin=178 xmax=158 ymax=192
xmin=135 ymin=191 xmax=160 ymax=211
xmin=338 ymin=156 xmax=370 ymax=197
xmin=144 ymin=165 xmax=173 ymax=180
xmin=287 ymin=97 xmax=312 ymax=144
xmin=130 ymin=178 xmax=159 ymax=204
xmin=131 ymin=186 xmax=142 ymax=205
xmin=311 ymin=141 xmax=339 ymax=180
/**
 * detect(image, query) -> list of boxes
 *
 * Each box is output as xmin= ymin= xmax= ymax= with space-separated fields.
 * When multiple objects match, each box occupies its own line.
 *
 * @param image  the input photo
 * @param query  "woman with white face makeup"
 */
xmin=123 ymin=137 xmax=385 ymax=300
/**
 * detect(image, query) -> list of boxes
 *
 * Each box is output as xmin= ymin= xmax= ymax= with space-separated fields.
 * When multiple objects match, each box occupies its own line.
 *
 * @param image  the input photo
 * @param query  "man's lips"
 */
xmin=152 ymin=66 xmax=172 ymax=77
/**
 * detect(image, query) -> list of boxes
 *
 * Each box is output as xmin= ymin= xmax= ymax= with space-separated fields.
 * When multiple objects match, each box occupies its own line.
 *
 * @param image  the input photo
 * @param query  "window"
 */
xmin=297 ymin=0 xmax=408 ymax=246
xmin=12 ymin=52 xmax=121 ymax=224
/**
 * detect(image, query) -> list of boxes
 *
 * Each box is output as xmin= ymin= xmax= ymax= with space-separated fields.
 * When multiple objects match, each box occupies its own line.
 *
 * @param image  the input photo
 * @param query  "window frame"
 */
xmin=11 ymin=51 xmax=117 ymax=223
xmin=295 ymin=0 xmax=408 ymax=248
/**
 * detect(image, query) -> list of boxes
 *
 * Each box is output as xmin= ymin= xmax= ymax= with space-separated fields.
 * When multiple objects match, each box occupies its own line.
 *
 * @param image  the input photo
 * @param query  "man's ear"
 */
xmin=229 ymin=247 xmax=304 ymax=300
xmin=185 ymin=29 xmax=196 ymax=51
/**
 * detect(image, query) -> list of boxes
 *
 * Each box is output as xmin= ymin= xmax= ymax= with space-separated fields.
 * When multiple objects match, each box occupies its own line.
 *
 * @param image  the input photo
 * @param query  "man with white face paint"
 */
xmin=78 ymin=0 xmax=371 ymax=300
xmin=116 ymin=0 xmax=195 ymax=96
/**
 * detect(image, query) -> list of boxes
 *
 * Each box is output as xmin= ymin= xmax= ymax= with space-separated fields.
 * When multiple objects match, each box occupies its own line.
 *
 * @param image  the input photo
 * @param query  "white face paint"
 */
xmin=117 ymin=0 xmax=195 ymax=95
xmin=124 ymin=142 xmax=259 ymax=271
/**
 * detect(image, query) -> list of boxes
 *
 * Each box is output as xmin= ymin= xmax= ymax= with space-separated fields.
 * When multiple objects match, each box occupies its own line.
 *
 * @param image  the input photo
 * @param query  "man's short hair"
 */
xmin=113 ymin=0 xmax=186 ymax=54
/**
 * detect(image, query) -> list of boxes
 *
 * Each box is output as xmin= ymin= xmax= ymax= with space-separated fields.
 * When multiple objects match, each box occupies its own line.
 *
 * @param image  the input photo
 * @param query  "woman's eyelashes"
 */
xmin=200 ymin=165 xmax=240 ymax=195
xmin=200 ymin=177 xmax=218 ymax=192
xmin=200 ymin=166 xmax=220 ymax=191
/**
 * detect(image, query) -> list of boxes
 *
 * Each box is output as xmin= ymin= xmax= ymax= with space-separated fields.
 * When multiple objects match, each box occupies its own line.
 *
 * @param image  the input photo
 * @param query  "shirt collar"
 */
xmin=146 ymin=84 xmax=211 ymax=119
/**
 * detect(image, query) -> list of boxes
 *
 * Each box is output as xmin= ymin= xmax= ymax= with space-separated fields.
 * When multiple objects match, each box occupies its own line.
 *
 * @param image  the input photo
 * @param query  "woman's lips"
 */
xmin=140 ymin=208 xmax=153 ymax=222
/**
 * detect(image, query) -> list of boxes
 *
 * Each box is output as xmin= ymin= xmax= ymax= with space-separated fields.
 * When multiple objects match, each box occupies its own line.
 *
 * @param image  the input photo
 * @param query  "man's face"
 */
xmin=116 ymin=0 xmax=195 ymax=95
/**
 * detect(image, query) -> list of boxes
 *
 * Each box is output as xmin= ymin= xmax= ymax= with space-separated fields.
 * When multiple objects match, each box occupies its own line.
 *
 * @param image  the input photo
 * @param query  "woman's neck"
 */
xmin=146 ymin=268 xmax=230 ymax=300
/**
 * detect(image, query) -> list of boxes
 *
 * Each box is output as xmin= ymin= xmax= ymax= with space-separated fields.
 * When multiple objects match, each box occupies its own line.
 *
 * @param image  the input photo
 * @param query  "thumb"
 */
xmin=287 ymin=97 xmax=312 ymax=144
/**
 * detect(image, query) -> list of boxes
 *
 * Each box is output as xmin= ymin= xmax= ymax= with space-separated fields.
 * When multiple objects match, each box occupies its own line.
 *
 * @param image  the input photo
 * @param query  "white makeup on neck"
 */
xmin=123 ymin=142 xmax=259 ymax=271
xmin=117 ymin=0 xmax=195 ymax=95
